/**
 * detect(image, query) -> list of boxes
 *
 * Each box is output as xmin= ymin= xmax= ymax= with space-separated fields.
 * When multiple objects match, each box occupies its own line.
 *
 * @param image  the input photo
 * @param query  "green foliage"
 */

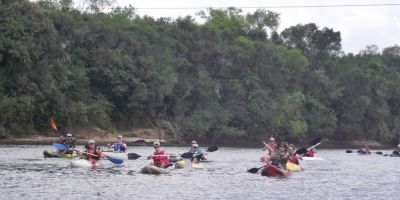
xmin=1 ymin=0 xmax=399 ymax=144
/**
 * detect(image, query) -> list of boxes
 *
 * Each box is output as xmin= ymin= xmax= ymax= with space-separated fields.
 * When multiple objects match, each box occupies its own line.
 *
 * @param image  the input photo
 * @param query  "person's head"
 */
xmin=66 ymin=133 xmax=72 ymax=140
xmin=288 ymin=144 xmax=295 ymax=153
xmin=192 ymin=143 xmax=199 ymax=148
xmin=191 ymin=140 xmax=197 ymax=145
xmin=397 ymin=144 xmax=400 ymax=149
xmin=268 ymin=136 xmax=275 ymax=143
xmin=278 ymin=143 xmax=288 ymax=151
xmin=88 ymin=140 xmax=95 ymax=149
xmin=117 ymin=135 xmax=123 ymax=141
xmin=153 ymin=141 xmax=161 ymax=151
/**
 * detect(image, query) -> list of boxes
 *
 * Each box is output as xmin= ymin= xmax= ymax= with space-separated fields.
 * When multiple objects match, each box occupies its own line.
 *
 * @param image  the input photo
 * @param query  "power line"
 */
xmin=133 ymin=3 xmax=400 ymax=10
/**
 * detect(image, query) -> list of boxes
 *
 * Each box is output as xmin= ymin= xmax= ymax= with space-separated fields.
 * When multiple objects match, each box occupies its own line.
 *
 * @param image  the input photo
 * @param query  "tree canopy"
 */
xmin=0 ymin=0 xmax=399 ymax=144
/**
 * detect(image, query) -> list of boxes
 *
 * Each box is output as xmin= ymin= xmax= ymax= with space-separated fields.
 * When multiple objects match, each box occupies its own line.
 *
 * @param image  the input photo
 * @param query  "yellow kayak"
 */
xmin=286 ymin=161 xmax=302 ymax=172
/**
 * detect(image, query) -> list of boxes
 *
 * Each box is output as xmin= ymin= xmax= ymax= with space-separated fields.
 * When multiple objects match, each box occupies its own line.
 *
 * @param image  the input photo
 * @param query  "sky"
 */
xmin=77 ymin=0 xmax=400 ymax=54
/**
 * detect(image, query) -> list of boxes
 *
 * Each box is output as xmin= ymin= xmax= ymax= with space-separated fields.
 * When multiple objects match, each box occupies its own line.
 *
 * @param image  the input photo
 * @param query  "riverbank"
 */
xmin=0 ymin=134 xmax=396 ymax=149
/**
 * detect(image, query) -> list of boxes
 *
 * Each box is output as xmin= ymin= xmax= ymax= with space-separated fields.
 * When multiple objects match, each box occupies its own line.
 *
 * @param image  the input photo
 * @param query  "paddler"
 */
xmin=62 ymin=133 xmax=76 ymax=154
xmin=189 ymin=140 xmax=206 ymax=163
xmin=269 ymin=142 xmax=289 ymax=170
xmin=287 ymin=144 xmax=302 ymax=165
xmin=148 ymin=141 xmax=170 ymax=168
xmin=261 ymin=136 xmax=276 ymax=162
xmin=305 ymin=147 xmax=317 ymax=157
xmin=77 ymin=140 xmax=104 ymax=164
xmin=109 ymin=135 xmax=127 ymax=153
xmin=360 ymin=142 xmax=371 ymax=154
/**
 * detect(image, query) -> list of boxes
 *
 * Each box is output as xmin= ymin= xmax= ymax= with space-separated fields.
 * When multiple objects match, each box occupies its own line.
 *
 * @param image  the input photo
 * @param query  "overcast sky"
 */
xmin=78 ymin=0 xmax=400 ymax=54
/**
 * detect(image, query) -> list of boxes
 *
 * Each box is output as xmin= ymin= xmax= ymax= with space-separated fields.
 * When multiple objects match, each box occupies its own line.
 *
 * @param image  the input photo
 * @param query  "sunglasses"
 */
xmin=88 ymin=143 xmax=95 ymax=145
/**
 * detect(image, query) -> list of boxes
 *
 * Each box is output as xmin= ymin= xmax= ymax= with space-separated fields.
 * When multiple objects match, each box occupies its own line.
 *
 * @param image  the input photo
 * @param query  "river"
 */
xmin=0 ymin=145 xmax=398 ymax=199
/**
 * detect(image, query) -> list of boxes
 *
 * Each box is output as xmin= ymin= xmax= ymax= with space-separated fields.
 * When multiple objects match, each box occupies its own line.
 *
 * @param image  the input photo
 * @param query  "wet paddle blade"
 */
xmin=247 ymin=167 xmax=260 ymax=173
xmin=53 ymin=143 xmax=67 ymax=150
xmin=180 ymin=152 xmax=193 ymax=159
xmin=107 ymin=157 xmax=123 ymax=164
xmin=206 ymin=146 xmax=218 ymax=152
xmin=127 ymin=153 xmax=141 ymax=160
xmin=294 ymin=147 xmax=307 ymax=155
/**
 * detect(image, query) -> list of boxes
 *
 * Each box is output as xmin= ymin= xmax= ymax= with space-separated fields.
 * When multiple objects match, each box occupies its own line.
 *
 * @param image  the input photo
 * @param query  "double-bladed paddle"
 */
xmin=294 ymin=137 xmax=322 ymax=155
xmin=52 ymin=143 xmax=123 ymax=164
xmin=180 ymin=145 xmax=218 ymax=159
xmin=247 ymin=165 xmax=267 ymax=173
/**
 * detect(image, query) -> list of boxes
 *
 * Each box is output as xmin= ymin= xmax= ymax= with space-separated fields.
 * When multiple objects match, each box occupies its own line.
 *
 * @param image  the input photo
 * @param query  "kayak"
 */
xmin=140 ymin=165 xmax=168 ymax=174
xmin=175 ymin=160 xmax=185 ymax=169
xmin=302 ymin=156 xmax=323 ymax=161
xmin=357 ymin=149 xmax=371 ymax=155
xmin=43 ymin=151 xmax=75 ymax=159
xmin=191 ymin=163 xmax=204 ymax=169
xmin=102 ymin=152 xmax=127 ymax=160
xmin=70 ymin=159 xmax=99 ymax=168
xmin=261 ymin=165 xmax=286 ymax=176
xmin=286 ymin=161 xmax=302 ymax=172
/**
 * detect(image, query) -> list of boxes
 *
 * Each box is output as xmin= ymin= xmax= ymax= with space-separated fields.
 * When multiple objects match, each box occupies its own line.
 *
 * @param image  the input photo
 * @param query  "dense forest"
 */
xmin=1 ymin=0 xmax=400 ymax=144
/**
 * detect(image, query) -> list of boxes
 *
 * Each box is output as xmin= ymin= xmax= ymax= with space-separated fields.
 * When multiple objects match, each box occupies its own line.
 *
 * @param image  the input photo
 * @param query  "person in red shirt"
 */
xmin=77 ymin=140 xmax=104 ymax=164
xmin=305 ymin=147 xmax=317 ymax=157
xmin=148 ymin=141 xmax=170 ymax=168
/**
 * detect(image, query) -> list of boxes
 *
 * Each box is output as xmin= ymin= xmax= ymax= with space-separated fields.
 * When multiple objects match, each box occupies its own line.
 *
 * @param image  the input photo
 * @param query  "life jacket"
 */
xmin=153 ymin=150 xmax=170 ymax=167
xmin=64 ymin=139 xmax=76 ymax=148
xmin=112 ymin=143 xmax=126 ymax=152
xmin=83 ymin=146 xmax=101 ymax=161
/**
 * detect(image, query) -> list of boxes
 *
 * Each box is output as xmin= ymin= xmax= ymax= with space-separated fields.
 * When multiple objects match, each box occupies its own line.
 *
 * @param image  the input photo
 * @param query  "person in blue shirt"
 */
xmin=63 ymin=133 xmax=76 ymax=154
xmin=109 ymin=135 xmax=127 ymax=153
xmin=189 ymin=140 xmax=206 ymax=163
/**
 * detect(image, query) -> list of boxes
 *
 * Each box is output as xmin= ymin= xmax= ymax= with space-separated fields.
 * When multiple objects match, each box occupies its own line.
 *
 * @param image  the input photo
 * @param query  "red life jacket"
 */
xmin=153 ymin=150 xmax=170 ymax=167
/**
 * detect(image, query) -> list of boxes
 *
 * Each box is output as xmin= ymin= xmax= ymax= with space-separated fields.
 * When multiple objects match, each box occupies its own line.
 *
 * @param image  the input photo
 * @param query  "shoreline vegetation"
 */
xmin=0 ymin=131 xmax=395 ymax=149
xmin=1 ymin=1 xmax=400 ymax=146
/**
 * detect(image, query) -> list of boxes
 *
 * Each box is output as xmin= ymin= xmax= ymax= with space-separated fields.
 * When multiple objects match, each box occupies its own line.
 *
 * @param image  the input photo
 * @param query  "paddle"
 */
xmin=294 ymin=137 xmax=322 ymax=155
xmin=127 ymin=153 xmax=141 ymax=160
xmin=247 ymin=165 xmax=267 ymax=173
xmin=180 ymin=145 xmax=218 ymax=159
xmin=52 ymin=143 xmax=123 ymax=164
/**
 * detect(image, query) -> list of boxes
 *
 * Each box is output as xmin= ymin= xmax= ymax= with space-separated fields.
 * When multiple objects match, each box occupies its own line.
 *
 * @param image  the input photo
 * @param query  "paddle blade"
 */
xmin=294 ymin=147 xmax=307 ymax=155
xmin=180 ymin=152 xmax=193 ymax=159
xmin=309 ymin=137 xmax=321 ymax=146
xmin=128 ymin=153 xmax=141 ymax=160
xmin=53 ymin=143 xmax=67 ymax=150
xmin=247 ymin=167 xmax=260 ymax=173
xmin=206 ymin=146 xmax=218 ymax=152
xmin=107 ymin=157 xmax=123 ymax=164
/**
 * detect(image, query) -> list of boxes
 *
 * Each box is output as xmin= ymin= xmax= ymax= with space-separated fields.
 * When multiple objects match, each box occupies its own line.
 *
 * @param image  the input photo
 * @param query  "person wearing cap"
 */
xmin=62 ymin=133 xmax=76 ymax=154
xmin=148 ymin=141 xmax=170 ymax=168
xmin=77 ymin=140 xmax=104 ymax=164
xmin=263 ymin=136 xmax=276 ymax=155
xmin=188 ymin=141 xmax=206 ymax=163
xmin=109 ymin=135 xmax=127 ymax=153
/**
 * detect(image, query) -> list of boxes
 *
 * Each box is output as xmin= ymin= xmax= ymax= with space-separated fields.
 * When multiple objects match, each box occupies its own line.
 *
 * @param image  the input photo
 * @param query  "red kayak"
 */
xmin=261 ymin=165 xmax=290 ymax=176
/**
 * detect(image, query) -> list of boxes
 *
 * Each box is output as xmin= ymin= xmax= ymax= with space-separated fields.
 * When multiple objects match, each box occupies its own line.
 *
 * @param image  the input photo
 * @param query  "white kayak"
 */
xmin=140 ymin=165 xmax=169 ymax=174
xmin=70 ymin=159 xmax=99 ymax=168
xmin=191 ymin=163 xmax=204 ymax=169
xmin=302 ymin=156 xmax=324 ymax=161
xmin=102 ymin=152 xmax=128 ymax=160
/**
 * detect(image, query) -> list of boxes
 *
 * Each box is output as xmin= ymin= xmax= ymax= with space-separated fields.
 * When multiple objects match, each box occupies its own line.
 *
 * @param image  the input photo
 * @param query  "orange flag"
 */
xmin=49 ymin=118 xmax=57 ymax=130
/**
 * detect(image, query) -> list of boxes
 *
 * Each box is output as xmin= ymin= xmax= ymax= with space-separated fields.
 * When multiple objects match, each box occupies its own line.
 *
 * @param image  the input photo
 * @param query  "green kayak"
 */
xmin=43 ymin=150 xmax=76 ymax=158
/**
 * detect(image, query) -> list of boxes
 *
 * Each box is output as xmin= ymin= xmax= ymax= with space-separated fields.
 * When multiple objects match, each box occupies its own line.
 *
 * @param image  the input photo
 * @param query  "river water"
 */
xmin=0 ymin=145 xmax=398 ymax=200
